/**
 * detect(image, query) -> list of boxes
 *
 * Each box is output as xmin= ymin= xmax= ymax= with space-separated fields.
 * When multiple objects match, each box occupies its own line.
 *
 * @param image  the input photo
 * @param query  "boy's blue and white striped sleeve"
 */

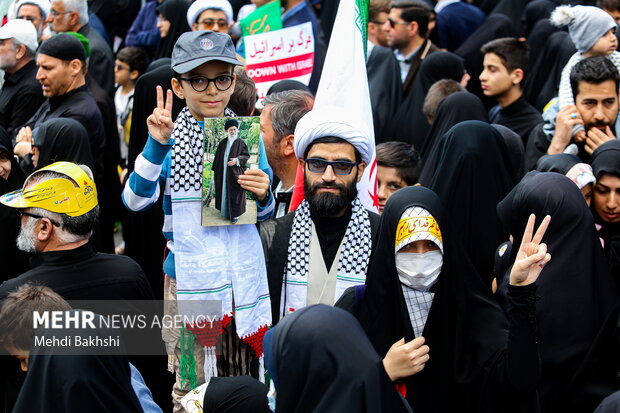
xmin=123 ymin=134 xmax=172 ymax=212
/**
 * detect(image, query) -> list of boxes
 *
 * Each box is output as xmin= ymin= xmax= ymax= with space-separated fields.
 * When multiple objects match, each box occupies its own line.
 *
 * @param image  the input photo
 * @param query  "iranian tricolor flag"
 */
xmin=289 ymin=0 xmax=379 ymax=213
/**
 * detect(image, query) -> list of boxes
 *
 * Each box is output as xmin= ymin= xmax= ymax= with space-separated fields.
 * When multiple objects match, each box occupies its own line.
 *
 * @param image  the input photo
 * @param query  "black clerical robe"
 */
xmin=259 ymin=209 xmax=380 ymax=324
xmin=212 ymin=137 xmax=250 ymax=219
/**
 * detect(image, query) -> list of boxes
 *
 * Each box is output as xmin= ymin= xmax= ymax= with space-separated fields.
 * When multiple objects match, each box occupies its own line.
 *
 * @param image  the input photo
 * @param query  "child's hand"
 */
xmin=147 ymin=86 xmax=174 ymax=145
xmin=238 ymin=169 xmax=269 ymax=202
xmin=383 ymin=337 xmax=429 ymax=381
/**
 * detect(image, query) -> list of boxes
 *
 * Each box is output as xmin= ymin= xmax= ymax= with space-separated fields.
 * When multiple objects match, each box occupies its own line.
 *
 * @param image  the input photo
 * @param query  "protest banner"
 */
xmin=244 ymin=22 xmax=315 ymax=106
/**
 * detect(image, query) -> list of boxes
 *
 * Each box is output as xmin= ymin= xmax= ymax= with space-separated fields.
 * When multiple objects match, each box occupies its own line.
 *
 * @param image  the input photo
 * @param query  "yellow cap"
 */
xmin=0 ymin=162 xmax=98 ymax=216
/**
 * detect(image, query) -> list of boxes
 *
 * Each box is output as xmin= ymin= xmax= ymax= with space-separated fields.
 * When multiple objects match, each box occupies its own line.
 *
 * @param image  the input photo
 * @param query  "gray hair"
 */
xmin=12 ymin=38 xmax=36 ymax=58
xmin=262 ymin=90 xmax=314 ymax=143
xmin=24 ymin=168 xmax=99 ymax=243
xmin=58 ymin=0 xmax=89 ymax=25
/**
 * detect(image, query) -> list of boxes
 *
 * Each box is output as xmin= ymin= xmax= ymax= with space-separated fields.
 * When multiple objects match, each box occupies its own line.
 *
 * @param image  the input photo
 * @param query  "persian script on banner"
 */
xmin=244 ymin=22 xmax=314 ymax=107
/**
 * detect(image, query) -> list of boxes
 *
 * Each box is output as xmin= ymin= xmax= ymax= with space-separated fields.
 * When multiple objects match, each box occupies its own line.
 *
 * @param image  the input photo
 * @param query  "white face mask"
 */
xmin=395 ymin=250 xmax=443 ymax=291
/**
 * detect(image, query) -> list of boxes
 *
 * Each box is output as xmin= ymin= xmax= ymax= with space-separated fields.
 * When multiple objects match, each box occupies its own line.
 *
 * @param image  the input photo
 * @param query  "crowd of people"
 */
xmin=0 ymin=0 xmax=619 ymax=412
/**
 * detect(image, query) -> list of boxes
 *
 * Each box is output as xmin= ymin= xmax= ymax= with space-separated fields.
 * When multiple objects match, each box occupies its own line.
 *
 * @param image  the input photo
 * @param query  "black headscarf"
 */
xmin=155 ymin=0 xmax=191 ymax=60
xmin=12 ymin=311 xmax=144 ymax=413
xmin=0 ymin=126 xmax=28 ymax=281
xmin=493 ymin=124 xmax=525 ymax=181
xmin=471 ymin=0 xmax=496 ymax=14
xmin=491 ymin=0 xmax=530 ymax=35
xmin=33 ymin=118 xmax=94 ymax=171
xmin=263 ymin=304 xmax=410 ymax=413
xmin=526 ymin=18 xmax=558 ymax=68
xmin=203 ymin=376 xmax=270 ymax=413
xmin=521 ymin=0 xmax=555 ymax=36
xmin=455 ymin=14 xmax=515 ymax=107
xmin=418 ymin=92 xmax=488 ymax=169
xmin=590 ymin=140 xmax=620 ymax=286
xmin=496 ymin=172 xmax=619 ymax=412
xmin=535 ymin=153 xmax=582 ymax=174
xmin=424 ymin=121 xmax=516 ymax=285
xmin=591 ymin=140 xmax=620 ymax=180
xmin=359 ymin=186 xmax=538 ymax=412
xmin=523 ymin=31 xmax=576 ymax=111
xmin=387 ymin=52 xmax=466 ymax=150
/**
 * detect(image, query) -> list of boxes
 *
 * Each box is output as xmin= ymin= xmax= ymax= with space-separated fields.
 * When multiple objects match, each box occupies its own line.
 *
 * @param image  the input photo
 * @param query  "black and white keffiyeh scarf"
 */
xmin=171 ymin=107 xmax=236 ymax=193
xmin=169 ymin=107 xmax=271 ymax=383
xmin=282 ymin=197 xmax=372 ymax=314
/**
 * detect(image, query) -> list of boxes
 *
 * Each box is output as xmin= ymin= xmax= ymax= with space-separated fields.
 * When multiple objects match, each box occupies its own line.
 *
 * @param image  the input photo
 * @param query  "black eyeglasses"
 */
xmin=305 ymin=158 xmax=358 ymax=175
xmin=114 ymin=64 xmax=130 ymax=71
xmin=197 ymin=18 xmax=229 ymax=29
xmin=17 ymin=210 xmax=61 ymax=227
xmin=177 ymin=75 xmax=234 ymax=92
xmin=49 ymin=9 xmax=70 ymax=17
xmin=387 ymin=18 xmax=409 ymax=28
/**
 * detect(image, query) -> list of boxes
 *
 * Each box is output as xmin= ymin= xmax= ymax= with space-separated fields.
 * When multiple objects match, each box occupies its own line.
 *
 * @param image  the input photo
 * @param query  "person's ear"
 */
xmin=282 ymin=134 xmax=295 ymax=157
xmin=69 ymin=59 xmax=82 ymax=76
xmin=36 ymin=218 xmax=55 ymax=242
xmin=356 ymin=162 xmax=367 ymax=183
xmin=408 ymin=21 xmax=418 ymax=36
xmin=68 ymin=11 xmax=79 ymax=27
xmin=192 ymin=23 xmax=198 ymax=31
xmin=14 ymin=44 xmax=26 ymax=60
xmin=129 ymin=69 xmax=140 ymax=81
xmin=511 ymin=68 xmax=524 ymax=86
xmin=171 ymin=77 xmax=184 ymax=100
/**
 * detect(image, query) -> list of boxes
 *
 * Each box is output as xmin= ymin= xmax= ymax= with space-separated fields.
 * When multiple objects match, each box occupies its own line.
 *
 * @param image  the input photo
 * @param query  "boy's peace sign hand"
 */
xmin=509 ymin=214 xmax=552 ymax=286
xmin=147 ymin=86 xmax=174 ymax=144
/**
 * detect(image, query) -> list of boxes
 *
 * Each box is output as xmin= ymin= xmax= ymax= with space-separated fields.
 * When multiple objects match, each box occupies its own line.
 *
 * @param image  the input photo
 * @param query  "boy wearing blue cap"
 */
xmin=123 ymin=31 xmax=273 ymax=409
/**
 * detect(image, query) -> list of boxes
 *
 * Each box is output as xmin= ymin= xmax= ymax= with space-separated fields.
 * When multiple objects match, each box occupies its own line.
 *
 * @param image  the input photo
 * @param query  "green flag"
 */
xmin=240 ymin=0 xmax=283 ymax=37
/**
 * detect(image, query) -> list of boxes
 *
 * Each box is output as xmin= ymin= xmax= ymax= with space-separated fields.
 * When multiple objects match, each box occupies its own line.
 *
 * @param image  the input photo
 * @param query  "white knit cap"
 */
xmin=15 ymin=0 xmax=51 ymax=19
xmin=565 ymin=163 xmax=596 ymax=190
xmin=294 ymin=108 xmax=373 ymax=164
xmin=186 ymin=0 xmax=234 ymax=27
xmin=395 ymin=207 xmax=444 ymax=254
xmin=551 ymin=5 xmax=616 ymax=54
xmin=0 ymin=19 xmax=38 ymax=52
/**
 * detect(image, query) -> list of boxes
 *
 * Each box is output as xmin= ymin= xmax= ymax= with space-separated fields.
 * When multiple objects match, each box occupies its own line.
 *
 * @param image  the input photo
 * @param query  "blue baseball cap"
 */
xmin=171 ymin=30 xmax=243 ymax=74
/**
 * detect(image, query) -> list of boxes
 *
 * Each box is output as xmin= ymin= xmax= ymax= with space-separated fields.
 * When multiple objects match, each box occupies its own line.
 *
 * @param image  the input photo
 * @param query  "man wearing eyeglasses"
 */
xmin=384 ymin=0 xmax=438 ymax=96
xmin=260 ymin=110 xmax=380 ymax=324
xmin=367 ymin=0 xmax=404 ymax=143
xmin=0 ymin=161 xmax=153 ymax=302
xmin=0 ymin=161 xmax=154 ymax=411
xmin=15 ymin=0 xmax=50 ymax=42
xmin=45 ymin=0 xmax=115 ymax=98
xmin=186 ymin=0 xmax=234 ymax=34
